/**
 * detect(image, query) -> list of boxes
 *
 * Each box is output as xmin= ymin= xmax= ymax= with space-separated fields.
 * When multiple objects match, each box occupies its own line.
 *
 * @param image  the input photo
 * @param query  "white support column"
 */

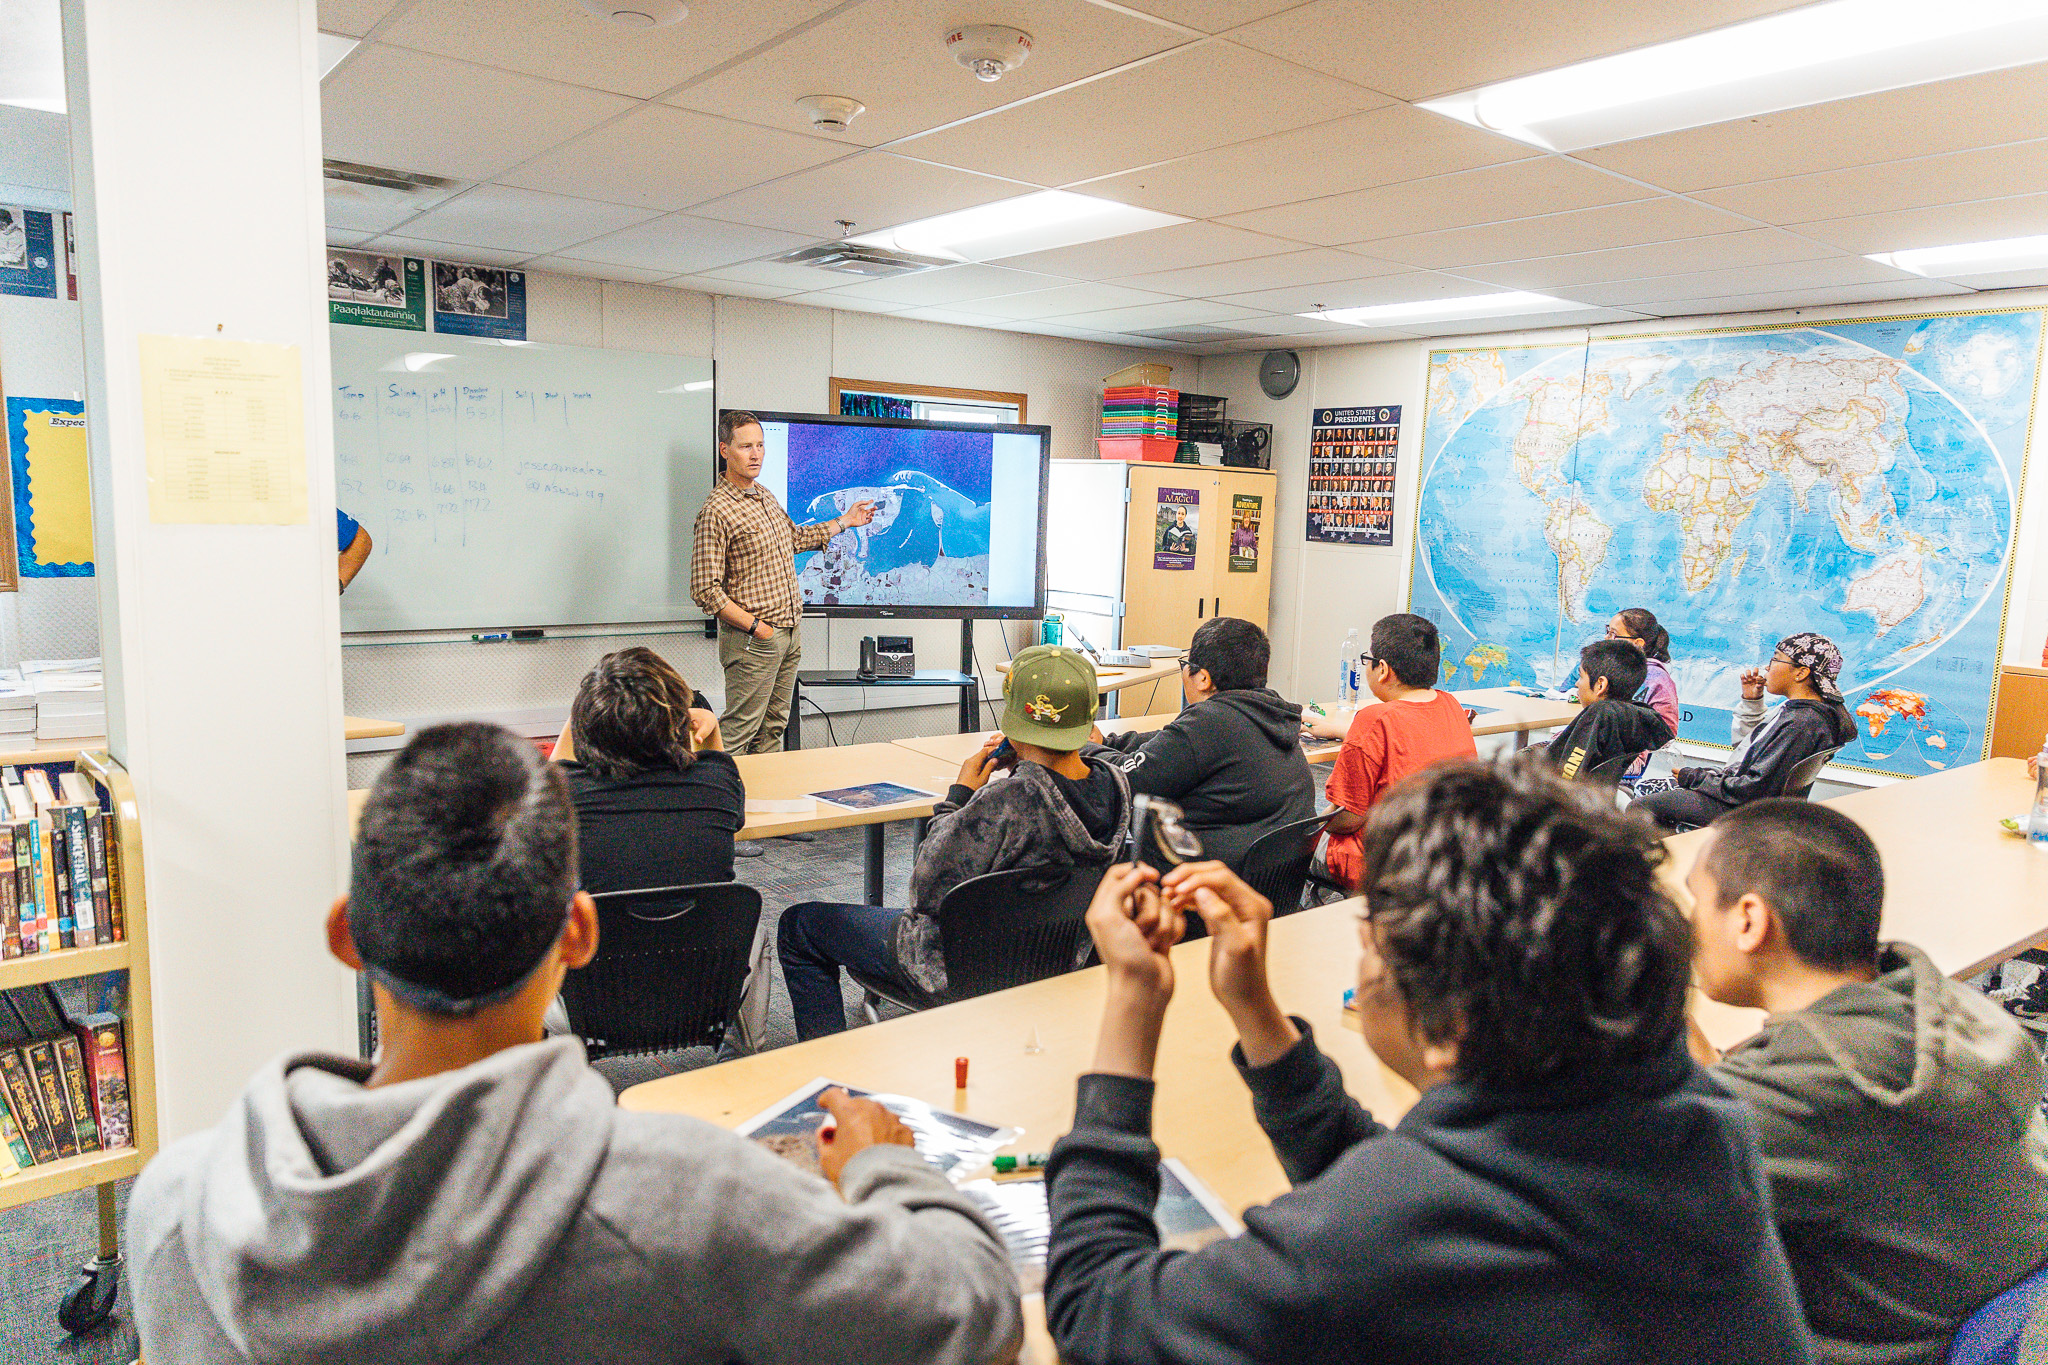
xmin=63 ymin=0 xmax=353 ymax=1140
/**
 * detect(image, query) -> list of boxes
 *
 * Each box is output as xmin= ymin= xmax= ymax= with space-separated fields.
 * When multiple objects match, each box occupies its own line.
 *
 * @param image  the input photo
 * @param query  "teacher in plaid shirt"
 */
xmin=690 ymin=411 xmax=874 ymax=753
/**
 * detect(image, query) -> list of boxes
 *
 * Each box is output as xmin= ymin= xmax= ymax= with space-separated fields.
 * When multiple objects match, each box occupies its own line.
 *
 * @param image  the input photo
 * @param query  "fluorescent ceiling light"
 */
xmin=1420 ymin=0 xmax=2048 ymax=151
xmin=1301 ymin=292 xmax=1582 ymax=328
xmin=1868 ymin=233 xmax=2048 ymax=276
xmin=317 ymin=32 xmax=360 ymax=79
xmin=849 ymin=191 xmax=1185 ymax=264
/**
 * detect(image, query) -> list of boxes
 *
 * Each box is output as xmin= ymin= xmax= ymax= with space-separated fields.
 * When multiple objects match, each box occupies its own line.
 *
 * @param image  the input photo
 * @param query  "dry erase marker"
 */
xmin=472 ymin=632 xmax=511 ymax=643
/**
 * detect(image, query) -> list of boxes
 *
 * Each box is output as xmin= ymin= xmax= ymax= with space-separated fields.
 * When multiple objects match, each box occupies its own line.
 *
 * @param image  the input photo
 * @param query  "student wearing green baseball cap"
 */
xmin=779 ymin=645 xmax=1132 ymax=1039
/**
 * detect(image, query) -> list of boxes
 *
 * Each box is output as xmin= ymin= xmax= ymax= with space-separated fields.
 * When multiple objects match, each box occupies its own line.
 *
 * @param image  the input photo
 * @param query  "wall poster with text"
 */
xmin=1307 ymin=404 xmax=1399 ymax=546
xmin=329 ymin=249 xmax=426 ymax=330
xmin=1154 ymin=487 xmax=1198 ymax=569
xmin=1229 ymin=493 xmax=1262 ymax=572
xmin=432 ymin=260 xmax=527 ymax=339
xmin=0 ymin=207 xmax=57 ymax=299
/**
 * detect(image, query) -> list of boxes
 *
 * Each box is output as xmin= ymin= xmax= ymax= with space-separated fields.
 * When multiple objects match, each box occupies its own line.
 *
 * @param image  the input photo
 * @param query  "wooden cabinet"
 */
xmin=1118 ymin=465 xmax=1277 ymax=715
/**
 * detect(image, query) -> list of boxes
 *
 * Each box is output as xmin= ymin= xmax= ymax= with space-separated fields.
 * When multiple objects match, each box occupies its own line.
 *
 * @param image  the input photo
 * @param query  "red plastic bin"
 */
xmin=1097 ymin=437 xmax=1180 ymax=462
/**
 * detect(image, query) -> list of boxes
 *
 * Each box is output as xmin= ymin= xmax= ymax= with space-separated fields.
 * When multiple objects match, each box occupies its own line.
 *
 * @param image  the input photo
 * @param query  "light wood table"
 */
xmin=1666 ymin=758 xmax=2045 ymax=1049
xmin=343 ymin=714 xmax=407 ymax=740
xmin=4 ymin=714 xmax=405 ymax=770
xmin=1301 ymin=687 xmax=1581 ymax=752
xmin=996 ymin=655 xmax=1184 ymax=718
xmin=731 ymin=741 xmax=964 ymax=903
xmin=894 ymin=710 xmax=1344 ymax=768
xmin=620 ymin=899 xmax=1408 ymax=1365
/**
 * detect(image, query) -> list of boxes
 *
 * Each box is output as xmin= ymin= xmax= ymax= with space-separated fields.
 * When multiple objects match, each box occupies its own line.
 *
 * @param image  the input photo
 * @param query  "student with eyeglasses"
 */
xmin=1606 ymin=607 xmax=1679 ymax=733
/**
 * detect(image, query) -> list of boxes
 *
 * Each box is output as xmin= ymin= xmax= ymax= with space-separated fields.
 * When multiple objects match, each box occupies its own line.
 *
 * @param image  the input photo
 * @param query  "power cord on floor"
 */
xmin=798 ymin=693 xmax=841 ymax=747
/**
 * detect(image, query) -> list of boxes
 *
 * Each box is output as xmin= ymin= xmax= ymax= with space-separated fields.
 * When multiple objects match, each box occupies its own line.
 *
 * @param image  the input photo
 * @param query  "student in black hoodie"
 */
xmin=1548 ymin=638 xmax=1674 ymax=780
xmin=1043 ymin=757 xmax=1816 ymax=1365
xmin=1636 ymin=631 xmax=1859 ymax=832
xmin=1089 ymin=617 xmax=1315 ymax=873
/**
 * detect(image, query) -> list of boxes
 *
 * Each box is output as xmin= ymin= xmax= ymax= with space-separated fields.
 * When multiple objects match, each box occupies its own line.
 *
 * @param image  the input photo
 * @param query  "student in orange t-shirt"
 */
xmin=1305 ymin=613 xmax=1477 ymax=888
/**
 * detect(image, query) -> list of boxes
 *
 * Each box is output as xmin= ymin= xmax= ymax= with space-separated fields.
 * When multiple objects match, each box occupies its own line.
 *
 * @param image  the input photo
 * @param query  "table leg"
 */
xmin=865 ymin=821 xmax=885 ymax=906
xmin=961 ymin=680 xmax=978 ymax=734
xmin=787 ymin=682 xmax=803 ymax=751
xmin=912 ymin=816 xmax=930 ymax=857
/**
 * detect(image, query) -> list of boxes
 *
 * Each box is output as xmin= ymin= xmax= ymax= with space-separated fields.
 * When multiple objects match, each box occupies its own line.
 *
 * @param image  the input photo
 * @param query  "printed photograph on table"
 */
xmin=1307 ymin=405 xmax=1399 ymax=546
xmin=327 ymin=249 xmax=425 ymax=331
xmin=0 ymin=206 xmax=57 ymax=299
xmin=1229 ymin=493 xmax=1262 ymax=572
xmin=5 ymin=396 xmax=92 ymax=578
xmin=1154 ymin=487 xmax=1199 ymax=569
xmin=808 ymin=781 xmax=936 ymax=811
xmin=431 ymin=261 xmax=526 ymax=340
xmin=736 ymin=1078 xmax=1019 ymax=1182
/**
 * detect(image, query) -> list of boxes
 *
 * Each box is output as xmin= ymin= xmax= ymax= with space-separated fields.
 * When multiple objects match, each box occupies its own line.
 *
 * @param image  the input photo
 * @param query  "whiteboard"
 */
xmin=329 ymin=327 xmax=714 ymax=631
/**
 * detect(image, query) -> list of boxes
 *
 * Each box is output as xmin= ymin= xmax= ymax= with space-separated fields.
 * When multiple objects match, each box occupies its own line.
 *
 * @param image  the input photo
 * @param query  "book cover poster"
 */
xmin=431 ymin=261 xmax=526 ymax=339
xmin=1154 ymin=487 xmax=1198 ymax=569
xmin=0 ymin=208 xmax=57 ymax=299
xmin=6 ymin=397 xmax=93 ymax=577
xmin=328 ymin=249 xmax=425 ymax=330
xmin=1307 ymin=405 xmax=1399 ymax=546
xmin=1229 ymin=493 xmax=1262 ymax=572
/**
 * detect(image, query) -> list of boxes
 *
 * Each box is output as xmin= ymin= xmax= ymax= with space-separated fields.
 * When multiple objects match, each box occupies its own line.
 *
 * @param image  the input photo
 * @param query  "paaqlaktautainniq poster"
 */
xmin=432 ymin=261 xmax=527 ymax=339
xmin=329 ymin=249 xmax=426 ymax=330
xmin=0 ymin=207 xmax=57 ymax=299
xmin=1154 ymin=487 xmax=1198 ymax=570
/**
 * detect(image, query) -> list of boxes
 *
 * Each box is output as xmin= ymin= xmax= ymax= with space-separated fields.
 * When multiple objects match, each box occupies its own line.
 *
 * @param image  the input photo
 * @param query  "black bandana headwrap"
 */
xmin=1775 ymin=632 xmax=1844 ymax=703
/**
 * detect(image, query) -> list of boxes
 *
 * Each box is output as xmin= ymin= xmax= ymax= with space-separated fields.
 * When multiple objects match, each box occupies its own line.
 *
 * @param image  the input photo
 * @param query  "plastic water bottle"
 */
xmin=2032 ymin=735 xmax=2048 ymax=852
xmin=1338 ymin=629 xmax=1361 ymax=705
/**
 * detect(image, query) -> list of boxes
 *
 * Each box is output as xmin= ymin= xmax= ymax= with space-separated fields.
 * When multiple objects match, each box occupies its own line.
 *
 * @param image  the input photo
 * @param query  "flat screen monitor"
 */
xmin=727 ymin=410 xmax=1049 ymax=619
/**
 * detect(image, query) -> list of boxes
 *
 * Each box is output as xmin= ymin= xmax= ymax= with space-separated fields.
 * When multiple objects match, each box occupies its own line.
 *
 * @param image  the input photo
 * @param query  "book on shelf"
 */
xmin=0 ymin=1046 xmax=54 ymax=1165
xmin=4 ymin=984 xmax=65 ymax=1038
xmin=13 ymin=823 xmax=36 ymax=956
xmin=0 ymin=998 xmax=134 ymax=1175
xmin=52 ymin=1032 xmax=99 ymax=1154
xmin=0 ymin=823 xmax=15 ymax=960
xmin=81 ymin=807 xmax=111 ymax=946
xmin=100 ymin=812 xmax=124 ymax=943
xmin=48 ymin=817 xmax=72 ymax=949
xmin=70 ymin=1013 xmax=129 ymax=1151
xmin=24 ymin=1040 xmax=76 ymax=1159
xmin=61 ymin=806 xmax=94 ymax=946
xmin=0 ymin=1088 xmax=26 ymax=1176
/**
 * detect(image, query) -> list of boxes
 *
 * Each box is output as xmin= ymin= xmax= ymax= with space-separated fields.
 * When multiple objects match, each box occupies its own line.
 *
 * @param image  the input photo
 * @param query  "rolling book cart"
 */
xmin=0 ymin=748 xmax=155 ymax=1334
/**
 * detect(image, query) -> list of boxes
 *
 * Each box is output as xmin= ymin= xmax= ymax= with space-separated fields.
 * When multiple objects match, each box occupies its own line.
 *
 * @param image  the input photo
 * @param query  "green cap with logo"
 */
xmin=1001 ymin=644 xmax=1099 ymax=750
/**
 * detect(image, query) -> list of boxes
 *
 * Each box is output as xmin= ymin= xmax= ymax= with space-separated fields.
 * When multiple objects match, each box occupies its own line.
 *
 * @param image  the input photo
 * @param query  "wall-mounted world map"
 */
xmin=1409 ymin=310 xmax=2039 ymax=777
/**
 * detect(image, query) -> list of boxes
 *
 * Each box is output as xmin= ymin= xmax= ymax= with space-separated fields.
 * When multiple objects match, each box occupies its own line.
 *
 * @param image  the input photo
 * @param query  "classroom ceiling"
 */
xmin=315 ymin=0 xmax=2048 ymax=351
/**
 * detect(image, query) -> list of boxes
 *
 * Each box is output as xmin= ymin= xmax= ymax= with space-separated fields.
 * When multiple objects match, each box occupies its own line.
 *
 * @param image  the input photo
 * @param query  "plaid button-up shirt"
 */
xmin=690 ymin=477 xmax=838 ymax=628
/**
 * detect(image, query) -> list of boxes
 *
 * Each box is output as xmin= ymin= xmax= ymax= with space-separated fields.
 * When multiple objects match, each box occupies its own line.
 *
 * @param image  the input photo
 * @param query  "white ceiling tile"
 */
xmin=0 ymin=107 xmax=68 ymax=194
xmin=668 ymin=0 xmax=1188 ymax=146
xmin=1449 ymin=229 xmax=1845 ymax=291
xmin=324 ymin=175 xmax=470 ymax=234
xmin=1078 ymin=103 xmax=1534 ymax=218
xmin=1120 ymin=247 xmax=1404 ymax=296
xmin=380 ymin=0 xmax=842 ymax=100
xmin=1002 ymin=318 xmax=1159 ymax=343
xmin=320 ymin=43 xmax=637 ymax=182
xmin=998 ymin=222 xmax=1303 ymax=277
xmin=781 ymin=291 xmax=915 ymax=314
xmin=1698 ymin=142 xmax=2048 ymax=226
xmin=799 ymin=263 xmax=1071 ymax=306
xmin=1238 ymin=312 xmax=1397 ymax=336
xmin=1629 ymin=279 xmax=1973 ymax=319
xmin=501 ymin=105 xmax=852 ymax=213
xmin=1396 ymin=305 xmax=1652 ymax=337
xmin=1940 ymin=268 xmax=2048 ymax=291
xmin=523 ymin=256 xmax=679 ymax=284
xmin=668 ymin=273 xmax=807 ymax=299
xmin=956 ymin=282 xmax=1184 ymax=319
xmin=1794 ymin=193 xmax=2048 ymax=254
xmin=1211 ymin=269 xmax=1489 ymax=314
xmin=1560 ymin=256 xmax=1917 ymax=308
xmin=688 ymin=153 xmax=1033 ymax=238
xmin=360 ymin=234 xmax=533 ymax=268
xmin=1231 ymin=0 xmax=1813 ymax=102
xmin=1354 ymin=197 xmax=1755 ymax=269
xmin=398 ymin=184 xmax=659 ymax=255
xmin=694 ymin=259 xmax=858 ymax=292
xmin=1046 ymin=298 xmax=1272 ymax=329
xmin=1220 ymin=158 xmax=1651 ymax=245
xmin=892 ymin=306 xmax=1021 ymax=328
xmin=560 ymin=215 xmax=814 ymax=274
xmin=325 ymin=230 xmax=377 ymax=248
xmin=1108 ymin=0 xmax=1306 ymax=31
xmin=318 ymin=0 xmax=402 ymax=37
xmin=1579 ymin=64 xmax=2048 ymax=193
xmin=898 ymin=41 xmax=1388 ymax=186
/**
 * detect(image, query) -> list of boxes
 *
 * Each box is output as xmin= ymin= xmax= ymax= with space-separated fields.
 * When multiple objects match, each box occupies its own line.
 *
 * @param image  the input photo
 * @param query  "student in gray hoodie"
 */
xmin=127 ymin=722 xmax=1021 ymax=1365
xmin=1686 ymin=799 xmax=2048 ymax=1365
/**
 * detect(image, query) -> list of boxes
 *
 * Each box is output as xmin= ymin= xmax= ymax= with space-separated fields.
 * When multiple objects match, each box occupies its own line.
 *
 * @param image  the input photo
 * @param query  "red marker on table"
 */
xmin=955 ymin=1056 xmax=969 ymax=1089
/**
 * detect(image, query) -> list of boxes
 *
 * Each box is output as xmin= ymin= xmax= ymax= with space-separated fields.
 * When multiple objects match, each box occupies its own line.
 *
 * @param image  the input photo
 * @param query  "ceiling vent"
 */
xmin=771 ymin=240 xmax=955 ymax=279
xmin=1132 ymin=325 xmax=1263 ymax=344
xmin=322 ymin=159 xmax=454 ymax=194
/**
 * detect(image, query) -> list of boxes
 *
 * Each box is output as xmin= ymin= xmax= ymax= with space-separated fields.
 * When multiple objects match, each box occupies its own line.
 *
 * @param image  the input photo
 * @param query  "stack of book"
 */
xmin=1099 ymin=385 xmax=1179 ymax=439
xmin=0 ymin=983 xmax=132 ymax=1175
xmin=0 ymin=766 xmax=125 ymax=958
xmin=0 ymin=672 xmax=36 ymax=741
xmin=25 ymin=659 xmax=104 ymax=741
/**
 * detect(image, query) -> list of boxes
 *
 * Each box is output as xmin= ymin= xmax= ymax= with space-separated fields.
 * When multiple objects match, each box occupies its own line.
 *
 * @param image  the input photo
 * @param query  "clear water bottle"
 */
xmin=2031 ymin=735 xmax=2048 ymax=852
xmin=1338 ymin=629 xmax=1361 ymax=706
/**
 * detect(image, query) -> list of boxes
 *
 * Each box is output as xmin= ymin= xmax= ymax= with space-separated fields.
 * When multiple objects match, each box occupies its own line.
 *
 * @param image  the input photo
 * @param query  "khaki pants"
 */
xmin=719 ymin=621 xmax=801 ymax=754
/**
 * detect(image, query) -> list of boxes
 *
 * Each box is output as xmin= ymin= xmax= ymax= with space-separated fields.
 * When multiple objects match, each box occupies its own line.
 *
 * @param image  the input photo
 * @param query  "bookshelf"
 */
xmin=0 ymin=748 xmax=154 ymax=1333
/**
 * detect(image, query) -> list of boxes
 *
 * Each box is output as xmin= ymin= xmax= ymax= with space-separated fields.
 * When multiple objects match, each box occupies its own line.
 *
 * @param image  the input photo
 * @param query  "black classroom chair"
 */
xmin=1237 ymin=810 xmax=1341 ymax=919
xmin=1779 ymin=745 xmax=1844 ymax=801
xmin=855 ymin=864 xmax=1103 ymax=1023
xmin=1580 ymin=750 xmax=1641 ymax=791
xmin=559 ymin=881 xmax=762 ymax=1060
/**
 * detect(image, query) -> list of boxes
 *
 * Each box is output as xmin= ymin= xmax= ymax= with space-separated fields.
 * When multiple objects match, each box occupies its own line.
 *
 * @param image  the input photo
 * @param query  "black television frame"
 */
xmin=721 ymin=408 xmax=1051 ymax=621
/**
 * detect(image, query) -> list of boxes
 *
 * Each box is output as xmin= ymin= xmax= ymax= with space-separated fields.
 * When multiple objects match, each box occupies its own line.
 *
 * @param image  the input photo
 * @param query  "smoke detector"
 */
xmin=795 ymin=95 xmax=866 ymax=133
xmin=576 ymin=0 xmax=687 ymax=26
xmin=945 ymin=25 xmax=1032 ymax=82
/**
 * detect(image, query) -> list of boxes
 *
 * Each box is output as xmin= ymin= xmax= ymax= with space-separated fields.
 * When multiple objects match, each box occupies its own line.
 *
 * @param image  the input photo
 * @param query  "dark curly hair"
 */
xmin=568 ymin=646 xmax=699 ymax=781
xmin=1357 ymin=755 xmax=1690 ymax=1089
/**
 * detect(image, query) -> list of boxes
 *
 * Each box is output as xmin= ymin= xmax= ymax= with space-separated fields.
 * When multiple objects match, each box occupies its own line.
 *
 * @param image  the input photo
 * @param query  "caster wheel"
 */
xmin=58 ymin=1258 xmax=120 ymax=1335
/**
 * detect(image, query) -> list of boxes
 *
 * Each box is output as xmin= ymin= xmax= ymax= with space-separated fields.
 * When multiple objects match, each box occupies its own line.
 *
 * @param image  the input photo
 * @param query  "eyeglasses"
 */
xmin=1359 ymin=653 xmax=1380 ymax=669
xmin=1604 ymin=627 xmax=1641 ymax=642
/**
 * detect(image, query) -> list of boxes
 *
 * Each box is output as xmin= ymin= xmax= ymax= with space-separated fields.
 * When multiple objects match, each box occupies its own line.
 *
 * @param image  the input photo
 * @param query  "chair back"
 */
xmin=936 ymin=864 xmax=1104 ymax=1001
xmin=1580 ymin=750 xmax=1641 ymax=790
xmin=1780 ymin=745 xmax=1844 ymax=800
xmin=1948 ymin=1264 xmax=2048 ymax=1365
xmin=1239 ymin=810 xmax=1340 ymax=919
xmin=560 ymin=882 xmax=763 ymax=1059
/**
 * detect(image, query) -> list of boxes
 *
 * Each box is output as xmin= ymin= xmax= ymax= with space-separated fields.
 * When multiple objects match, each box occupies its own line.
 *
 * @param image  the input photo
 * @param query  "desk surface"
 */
xmin=1306 ymin=688 xmax=1580 ymax=740
xmin=997 ymin=655 xmax=1183 ymax=696
xmin=6 ymin=714 xmax=404 ymax=769
xmin=893 ymin=711 xmax=1344 ymax=767
xmin=731 ymin=742 xmax=964 ymax=839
